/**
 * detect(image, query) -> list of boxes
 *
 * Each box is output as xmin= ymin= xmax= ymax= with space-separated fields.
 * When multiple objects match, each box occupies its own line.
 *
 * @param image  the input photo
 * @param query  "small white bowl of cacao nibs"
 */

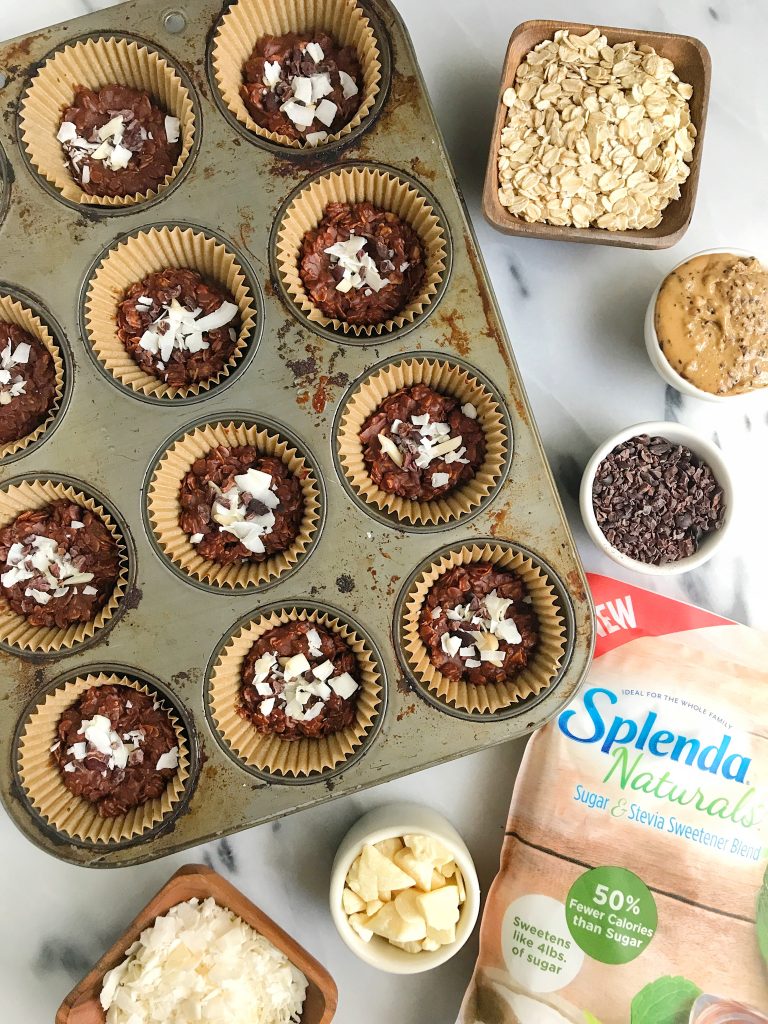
xmin=579 ymin=421 xmax=734 ymax=576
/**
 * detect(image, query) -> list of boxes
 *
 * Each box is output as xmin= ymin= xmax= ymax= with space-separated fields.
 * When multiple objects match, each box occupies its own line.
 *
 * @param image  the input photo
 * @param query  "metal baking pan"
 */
xmin=0 ymin=0 xmax=595 ymax=866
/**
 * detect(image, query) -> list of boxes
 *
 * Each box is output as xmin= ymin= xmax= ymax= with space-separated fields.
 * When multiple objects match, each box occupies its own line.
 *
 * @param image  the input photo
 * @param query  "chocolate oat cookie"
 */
xmin=0 ymin=322 xmax=57 ymax=446
xmin=57 ymin=85 xmax=181 ymax=198
xmin=359 ymin=384 xmax=485 ymax=501
xmin=300 ymin=202 xmax=425 ymax=325
xmin=0 ymin=500 xmax=120 ymax=629
xmin=419 ymin=563 xmax=538 ymax=686
xmin=52 ymin=684 xmax=179 ymax=818
xmin=116 ymin=268 xmax=240 ymax=388
xmin=179 ymin=445 xmax=304 ymax=564
xmin=241 ymin=32 xmax=361 ymax=142
xmin=239 ymin=620 xmax=359 ymax=740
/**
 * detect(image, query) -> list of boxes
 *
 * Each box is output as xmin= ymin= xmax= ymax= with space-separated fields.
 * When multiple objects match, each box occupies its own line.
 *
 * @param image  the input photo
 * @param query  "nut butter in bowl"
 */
xmin=645 ymin=248 xmax=768 ymax=401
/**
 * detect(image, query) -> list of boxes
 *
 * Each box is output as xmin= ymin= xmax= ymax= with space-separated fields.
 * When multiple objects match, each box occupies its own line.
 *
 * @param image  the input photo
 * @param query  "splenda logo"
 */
xmin=558 ymin=687 xmax=751 ymax=784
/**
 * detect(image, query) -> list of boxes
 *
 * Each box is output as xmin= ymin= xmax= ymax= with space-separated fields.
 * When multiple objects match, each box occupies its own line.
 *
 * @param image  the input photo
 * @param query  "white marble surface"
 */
xmin=1 ymin=1 xmax=767 ymax=1022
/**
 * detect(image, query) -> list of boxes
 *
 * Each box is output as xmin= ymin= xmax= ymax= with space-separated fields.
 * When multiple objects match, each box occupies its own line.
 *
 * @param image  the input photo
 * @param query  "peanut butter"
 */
xmin=654 ymin=252 xmax=768 ymax=396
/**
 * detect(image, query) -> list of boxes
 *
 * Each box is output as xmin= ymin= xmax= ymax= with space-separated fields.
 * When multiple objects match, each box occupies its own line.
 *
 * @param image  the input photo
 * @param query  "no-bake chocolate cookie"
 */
xmin=0 ymin=322 xmax=57 ymax=446
xmin=419 ymin=563 xmax=538 ymax=686
xmin=359 ymin=383 xmax=485 ymax=501
xmin=51 ymin=684 xmax=179 ymax=818
xmin=0 ymin=500 xmax=119 ymax=628
xmin=239 ymin=620 xmax=359 ymax=740
xmin=300 ymin=201 xmax=425 ymax=325
xmin=179 ymin=445 xmax=304 ymax=564
xmin=57 ymin=85 xmax=181 ymax=198
xmin=116 ymin=268 xmax=240 ymax=388
xmin=241 ymin=32 xmax=361 ymax=143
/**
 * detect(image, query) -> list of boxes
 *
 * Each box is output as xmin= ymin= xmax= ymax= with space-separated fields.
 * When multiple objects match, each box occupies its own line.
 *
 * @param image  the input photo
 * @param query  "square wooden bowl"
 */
xmin=56 ymin=864 xmax=338 ymax=1024
xmin=482 ymin=20 xmax=712 ymax=249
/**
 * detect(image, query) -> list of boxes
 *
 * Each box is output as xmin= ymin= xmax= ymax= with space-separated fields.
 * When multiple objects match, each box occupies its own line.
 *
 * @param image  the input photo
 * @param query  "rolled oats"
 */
xmin=497 ymin=28 xmax=696 ymax=230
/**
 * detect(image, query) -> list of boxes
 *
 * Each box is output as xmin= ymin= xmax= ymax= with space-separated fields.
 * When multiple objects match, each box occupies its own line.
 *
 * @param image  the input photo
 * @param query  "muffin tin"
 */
xmin=0 ymin=0 xmax=594 ymax=866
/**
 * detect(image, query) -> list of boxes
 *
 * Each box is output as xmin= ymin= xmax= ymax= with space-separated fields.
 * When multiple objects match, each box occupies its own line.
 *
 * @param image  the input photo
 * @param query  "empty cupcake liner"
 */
xmin=84 ymin=225 xmax=258 ymax=400
xmin=0 ymin=480 xmax=128 ymax=653
xmin=0 ymin=293 xmax=66 ymax=461
xmin=337 ymin=355 xmax=509 ymax=525
xmin=208 ymin=606 xmax=382 ymax=777
xmin=275 ymin=164 xmax=448 ymax=336
xmin=401 ymin=543 xmax=567 ymax=714
xmin=211 ymin=0 xmax=382 ymax=149
xmin=19 ymin=36 xmax=195 ymax=208
xmin=146 ymin=420 xmax=321 ymax=589
xmin=17 ymin=672 xmax=190 ymax=844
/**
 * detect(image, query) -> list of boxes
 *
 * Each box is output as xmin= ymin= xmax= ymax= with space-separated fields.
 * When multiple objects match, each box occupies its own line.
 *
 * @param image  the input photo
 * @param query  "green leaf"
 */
xmin=757 ymin=863 xmax=768 ymax=967
xmin=631 ymin=976 xmax=702 ymax=1024
xmin=584 ymin=1013 xmax=604 ymax=1024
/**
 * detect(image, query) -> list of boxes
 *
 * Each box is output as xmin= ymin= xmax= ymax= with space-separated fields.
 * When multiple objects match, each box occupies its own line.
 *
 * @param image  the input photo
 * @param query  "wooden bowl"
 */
xmin=55 ymin=864 xmax=338 ymax=1024
xmin=482 ymin=19 xmax=712 ymax=249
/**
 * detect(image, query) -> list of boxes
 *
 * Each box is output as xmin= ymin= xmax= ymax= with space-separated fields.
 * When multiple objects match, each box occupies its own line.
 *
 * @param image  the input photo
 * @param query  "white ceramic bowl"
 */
xmin=644 ymin=247 xmax=762 ymax=403
xmin=579 ymin=420 xmax=734 ymax=577
xmin=329 ymin=802 xmax=480 ymax=974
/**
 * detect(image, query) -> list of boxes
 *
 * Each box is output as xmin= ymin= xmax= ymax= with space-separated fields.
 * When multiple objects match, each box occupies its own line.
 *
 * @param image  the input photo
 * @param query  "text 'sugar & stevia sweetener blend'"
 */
xmin=461 ymin=574 xmax=768 ymax=1024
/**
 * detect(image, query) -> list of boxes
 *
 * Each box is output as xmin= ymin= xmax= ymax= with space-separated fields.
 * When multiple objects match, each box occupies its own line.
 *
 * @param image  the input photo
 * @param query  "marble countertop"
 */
xmin=1 ymin=1 xmax=766 ymax=1022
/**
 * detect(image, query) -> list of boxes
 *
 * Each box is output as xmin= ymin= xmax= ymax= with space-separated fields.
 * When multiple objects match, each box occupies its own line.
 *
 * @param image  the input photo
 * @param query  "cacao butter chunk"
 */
xmin=374 ymin=836 xmax=405 ymax=858
xmin=421 ymin=937 xmax=441 ymax=951
xmin=349 ymin=913 xmax=374 ymax=942
xmin=367 ymin=902 xmax=426 ymax=943
xmin=416 ymin=885 xmax=461 ymax=930
xmin=345 ymin=855 xmax=365 ymax=898
xmin=426 ymin=922 xmax=457 ymax=946
xmin=403 ymin=833 xmax=455 ymax=867
xmin=430 ymin=870 xmax=447 ymax=891
xmin=439 ymin=859 xmax=457 ymax=877
xmin=342 ymin=887 xmax=366 ymax=915
xmin=366 ymin=899 xmax=384 ymax=916
xmin=393 ymin=847 xmax=435 ymax=891
xmin=453 ymin=868 xmax=466 ymax=902
xmin=390 ymin=940 xmax=424 ymax=954
xmin=394 ymin=889 xmax=427 ymax=925
xmin=360 ymin=844 xmax=416 ymax=898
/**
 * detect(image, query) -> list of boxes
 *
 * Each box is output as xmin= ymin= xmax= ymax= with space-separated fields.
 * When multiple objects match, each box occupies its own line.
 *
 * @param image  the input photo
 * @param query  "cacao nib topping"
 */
xmin=591 ymin=434 xmax=726 ymax=564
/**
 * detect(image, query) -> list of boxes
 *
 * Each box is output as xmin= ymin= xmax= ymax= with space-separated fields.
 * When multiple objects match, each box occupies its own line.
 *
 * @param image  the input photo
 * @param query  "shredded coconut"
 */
xmin=100 ymin=897 xmax=308 ymax=1024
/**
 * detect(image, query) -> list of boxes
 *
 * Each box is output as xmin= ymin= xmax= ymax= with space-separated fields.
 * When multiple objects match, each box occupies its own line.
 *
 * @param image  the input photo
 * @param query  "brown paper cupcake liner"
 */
xmin=337 ymin=356 xmax=509 ymax=525
xmin=275 ymin=165 xmax=448 ymax=336
xmin=19 ymin=36 xmax=195 ymax=208
xmin=0 ymin=294 xmax=66 ymax=460
xmin=209 ymin=607 xmax=382 ymax=776
xmin=147 ymin=420 xmax=321 ymax=589
xmin=402 ymin=543 xmax=567 ymax=714
xmin=0 ymin=480 xmax=128 ymax=653
xmin=84 ymin=226 xmax=258 ymax=400
xmin=17 ymin=672 xmax=190 ymax=844
xmin=212 ymin=0 xmax=382 ymax=149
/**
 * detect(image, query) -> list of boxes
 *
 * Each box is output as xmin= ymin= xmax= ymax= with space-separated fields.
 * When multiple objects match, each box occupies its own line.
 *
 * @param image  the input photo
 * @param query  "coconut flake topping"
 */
xmin=261 ymin=41 xmax=346 ymax=137
xmin=207 ymin=467 xmax=280 ymax=554
xmin=99 ymin=896 xmax=308 ymax=1024
xmin=440 ymin=588 xmax=523 ymax=668
xmin=249 ymin=645 xmax=358 ymax=724
xmin=324 ymin=236 xmax=390 ymax=294
xmin=138 ymin=298 xmax=239 ymax=365
xmin=0 ymin=340 xmax=31 ymax=407
xmin=1 ymin=532 xmax=95 ymax=604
